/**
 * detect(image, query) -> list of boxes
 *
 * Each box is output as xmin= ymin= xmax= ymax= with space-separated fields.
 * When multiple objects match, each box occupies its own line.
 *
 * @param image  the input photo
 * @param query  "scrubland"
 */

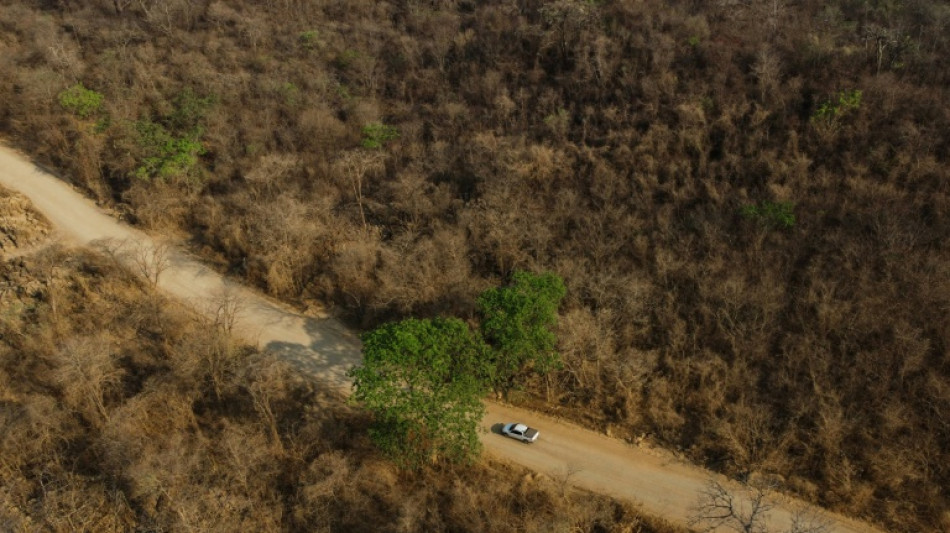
xmin=0 ymin=1 xmax=948 ymax=530
xmin=0 ymin=241 xmax=675 ymax=532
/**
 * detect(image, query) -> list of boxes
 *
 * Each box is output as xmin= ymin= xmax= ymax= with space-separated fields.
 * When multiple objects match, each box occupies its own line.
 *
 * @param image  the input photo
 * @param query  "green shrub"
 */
xmin=133 ymin=120 xmax=205 ymax=182
xmin=132 ymin=89 xmax=213 ymax=182
xmin=811 ymin=89 xmax=862 ymax=122
xmin=361 ymin=122 xmax=399 ymax=149
xmin=58 ymin=83 xmax=104 ymax=118
xmin=298 ymin=29 xmax=320 ymax=49
xmin=740 ymin=201 xmax=796 ymax=229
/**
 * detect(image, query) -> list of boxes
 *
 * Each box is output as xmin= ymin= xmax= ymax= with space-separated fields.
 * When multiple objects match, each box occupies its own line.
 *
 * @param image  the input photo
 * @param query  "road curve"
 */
xmin=0 ymin=144 xmax=885 ymax=533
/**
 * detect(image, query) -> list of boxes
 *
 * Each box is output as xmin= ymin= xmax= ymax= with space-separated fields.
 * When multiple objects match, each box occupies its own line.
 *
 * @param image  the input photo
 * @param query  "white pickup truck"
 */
xmin=501 ymin=422 xmax=540 ymax=443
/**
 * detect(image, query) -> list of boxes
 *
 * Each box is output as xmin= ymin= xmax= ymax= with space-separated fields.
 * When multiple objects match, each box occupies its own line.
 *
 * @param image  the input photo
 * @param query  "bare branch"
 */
xmin=131 ymin=241 xmax=171 ymax=289
xmin=689 ymin=479 xmax=773 ymax=533
xmin=785 ymin=506 xmax=831 ymax=533
xmin=210 ymin=284 xmax=244 ymax=336
xmin=335 ymin=150 xmax=385 ymax=230
xmin=553 ymin=461 xmax=583 ymax=496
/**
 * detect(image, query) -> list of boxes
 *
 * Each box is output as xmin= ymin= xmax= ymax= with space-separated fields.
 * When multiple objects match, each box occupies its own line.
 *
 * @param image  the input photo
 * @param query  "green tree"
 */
xmin=133 ymin=120 xmax=205 ymax=182
xmin=348 ymin=317 xmax=490 ymax=468
xmin=811 ymin=89 xmax=862 ymax=123
xmin=58 ymin=83 xmax=104 ymax=119
xmin=131 ymin=89 xmax=214 ymax=183
xmin=360 ymin=122 xmax=399 ymax=149
xmin=739 ymin=201 xmax=795 ymax=229
xmin=477 ymin=271 xmax=567 ymax=397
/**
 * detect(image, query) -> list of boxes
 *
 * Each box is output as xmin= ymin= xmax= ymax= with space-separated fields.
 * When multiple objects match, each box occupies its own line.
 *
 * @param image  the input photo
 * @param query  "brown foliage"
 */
xmin=0 ymin=187 xmax=51 ymax=255
xmin=2 ymin=0 xmax=949 ymax=530
xmin=0 ymin=247 xmax=677 ymax=532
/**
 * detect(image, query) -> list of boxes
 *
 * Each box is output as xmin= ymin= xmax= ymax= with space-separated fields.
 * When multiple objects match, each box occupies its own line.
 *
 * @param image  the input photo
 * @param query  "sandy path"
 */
xmin=0 ymin=144 xmax=885 ymax=533
xmin=0 ymin=145 xmax=358 ymax=386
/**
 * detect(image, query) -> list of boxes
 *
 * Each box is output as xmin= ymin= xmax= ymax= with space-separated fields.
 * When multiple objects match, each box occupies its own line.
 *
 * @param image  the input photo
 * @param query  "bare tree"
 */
xmin=752 ymin=45 xmax=782 ymax=103
xmin=132 ymin=241 xmax=171 ymax=289
xmin=244 ymin=152 xmax=299 ymax=200
xmin=553 ymin=462 xmax=583 ymax=496
xmin=199 ymin=330 xmax=234 ymax=402
xmin=863 ymin=24 xmax=902 ymax=73
xmin=112 ymin=0 xmax=133 ymax=15
xmin=210 ymin=284 xmax=244 ymax=337
xmin=539 ymin=0 xmax=596 ymax=63
xmin=785 ymin=505 xmax=832 ymax=533
xmin=188 ymin=285 xmax=246 ymax=400
xmin=245 ymin=356 xmax=292 ymax=451
xmin=762 ymin=0 xmax=788 ymax=36
xmin=335 ymin=150 xmax=385 ymax=230
xmin=33 ymin=245 xmax=66 ymax=327
xmin=51 ymin=334 xmax=123 ymax=424
xmin=94 ymin=237 xmax=166 ymax=288
xmin=690 ymin=479 xmax=772 ymax=533
xmin=91 ymin=237 xmax=128 ymax=264
xmin=690 ymin=479 xmax=830 ymax=533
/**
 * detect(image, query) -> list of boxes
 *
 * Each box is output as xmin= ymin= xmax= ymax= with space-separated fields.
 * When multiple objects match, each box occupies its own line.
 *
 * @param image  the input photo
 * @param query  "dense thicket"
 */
xmin=1 ymin=1 xmax=948 ymax=530
xmin=0 ymin=245 xmax=672 ymax=532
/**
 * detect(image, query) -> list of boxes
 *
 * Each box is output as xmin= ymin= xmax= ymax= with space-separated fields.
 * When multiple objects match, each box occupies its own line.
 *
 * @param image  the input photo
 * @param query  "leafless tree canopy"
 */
xmin=690 ymin=479 xmax=830 ymax=533
xmin=2 ymin=0 xmax=949 ymax=530
xmin=0 ymin=247 xmax=678 ymax=532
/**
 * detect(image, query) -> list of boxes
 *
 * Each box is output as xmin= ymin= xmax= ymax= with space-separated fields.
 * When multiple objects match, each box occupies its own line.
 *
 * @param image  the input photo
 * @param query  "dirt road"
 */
xmin=0 ymin=144 xmax=884 ymax=533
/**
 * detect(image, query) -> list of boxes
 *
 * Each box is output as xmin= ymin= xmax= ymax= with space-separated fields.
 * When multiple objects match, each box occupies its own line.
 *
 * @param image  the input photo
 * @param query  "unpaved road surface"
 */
xmin=0 ymin=144 xmax=885 ymax=533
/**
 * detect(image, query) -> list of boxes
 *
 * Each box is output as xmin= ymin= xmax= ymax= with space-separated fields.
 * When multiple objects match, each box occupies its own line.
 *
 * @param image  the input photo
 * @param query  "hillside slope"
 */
xmin=1 ymin=143 xmax=884 ymax=532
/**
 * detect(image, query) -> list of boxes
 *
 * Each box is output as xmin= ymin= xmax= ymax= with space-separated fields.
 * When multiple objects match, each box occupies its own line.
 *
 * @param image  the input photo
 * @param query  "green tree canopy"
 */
xmin=347 ymin=317 xmax=490 ymax=468
xmin=130 ymin=89 xmax=214 ymax=183
xmin=58 ymin=83 xmax=104 ymax=119
xmin=477 ymin=271 xmax=567 ymax=397
xmin=360 ymin=121 xmax=399 ymax=149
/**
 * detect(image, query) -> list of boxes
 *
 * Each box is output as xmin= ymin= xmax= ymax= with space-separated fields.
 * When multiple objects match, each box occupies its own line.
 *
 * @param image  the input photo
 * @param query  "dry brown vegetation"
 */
xmin=0 ymin=188 xmax=50 ymax=255
xmin=0 ymin=246 xmax=677 ymax=532
xmin=1 ymin=1 xmax=948 ymax=530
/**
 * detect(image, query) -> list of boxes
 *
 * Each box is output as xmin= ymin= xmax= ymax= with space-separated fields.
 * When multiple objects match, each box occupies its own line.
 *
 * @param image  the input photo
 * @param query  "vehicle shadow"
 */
xmin=490 ymin=423 xmax=505 ymax=435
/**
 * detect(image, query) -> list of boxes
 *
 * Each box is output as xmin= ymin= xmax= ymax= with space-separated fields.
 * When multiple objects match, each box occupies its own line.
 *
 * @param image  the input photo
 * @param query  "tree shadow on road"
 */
xmin=263 ymin=313 xmax=362 ymax=392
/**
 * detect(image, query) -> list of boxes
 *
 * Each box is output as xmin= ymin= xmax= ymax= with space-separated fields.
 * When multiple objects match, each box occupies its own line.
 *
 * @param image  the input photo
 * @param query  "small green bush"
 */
xmin=131 ymin=89 xmax=213 ymax=182
xmin=58 ymin=83 xmax=104 ymax=118
xmin=361 ymin=122 xmax=399 ymax=149
xmin=811 ymin=89 xmax=862 ymax=122
xmin=133 ymin=120 xmax=205 ymax=182
xmin=298 ymin=29 xmax=320 ymax=49
xmin=740 ymin=201 xmax=796 ymax=229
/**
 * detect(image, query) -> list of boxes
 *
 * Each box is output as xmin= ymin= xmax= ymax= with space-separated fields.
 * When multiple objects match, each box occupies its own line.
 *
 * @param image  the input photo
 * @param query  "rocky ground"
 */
xmin=0 ymin=186 xmax=50 ymax=256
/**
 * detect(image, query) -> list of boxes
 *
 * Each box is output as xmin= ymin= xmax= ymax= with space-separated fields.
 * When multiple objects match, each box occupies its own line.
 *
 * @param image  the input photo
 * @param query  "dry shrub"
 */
xmin=1 ymin=0 xmax=949 ymax=530
xmin=50 ymin=333 xmax=124 ymax=425
xmin=0 ymin=187 xmax=51 ymax=255
xmin=0 ymin=245 xmax=679 ymax=532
